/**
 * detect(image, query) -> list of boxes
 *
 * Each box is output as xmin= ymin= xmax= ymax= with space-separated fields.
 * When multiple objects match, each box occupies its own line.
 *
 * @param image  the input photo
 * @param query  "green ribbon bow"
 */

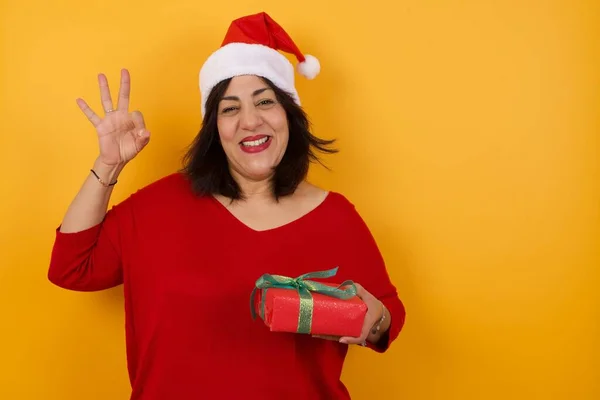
xmin=250 ymin=266 xmax=358 ymax=334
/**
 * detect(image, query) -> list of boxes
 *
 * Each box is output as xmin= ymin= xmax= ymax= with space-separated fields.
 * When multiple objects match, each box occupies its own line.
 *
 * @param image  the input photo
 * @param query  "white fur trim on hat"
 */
xmin=199 ymin=43 xmax=301 ymax=117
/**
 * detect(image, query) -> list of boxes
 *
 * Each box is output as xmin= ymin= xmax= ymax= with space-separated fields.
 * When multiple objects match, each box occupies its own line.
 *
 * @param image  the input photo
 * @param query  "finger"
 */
xmin=339 ymin=337 xmax=365 ymax=345
xmin=312 ymin=335 xmax=339 ymax=341
xmin=134 ymin=128 xmax=151 ymax=151
xmin=97 ymin=73 xmax=114 ymax=113
xmin=338 ymin=329 xmax=367 ymax=345
xmin=339 ymin=331 xmax=371 ymax=346
xmin=117 ymin=68 xmax=131 ymax=111
xmin=76 ymin=98 xmax=101 ymax=127
xmin=354 ymin=283 xmax=366 ymax=298
xmin=131 ymin=110 xmax=146 ymax=130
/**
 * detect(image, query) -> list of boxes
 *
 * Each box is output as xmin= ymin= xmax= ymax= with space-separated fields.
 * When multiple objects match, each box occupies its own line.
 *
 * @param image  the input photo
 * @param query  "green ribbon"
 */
xmin=250 ymin=266 xmax=357 ymax=334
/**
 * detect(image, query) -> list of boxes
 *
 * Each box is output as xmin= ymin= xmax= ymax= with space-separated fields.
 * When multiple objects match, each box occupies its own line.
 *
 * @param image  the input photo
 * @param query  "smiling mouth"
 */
xmin=240 ymin=136 xmax=271 ymax=147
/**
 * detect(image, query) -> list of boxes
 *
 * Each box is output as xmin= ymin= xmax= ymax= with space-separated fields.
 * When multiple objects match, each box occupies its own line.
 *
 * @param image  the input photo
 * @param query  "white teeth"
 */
xmin=241 ymin=137 xmax=269 ymax=147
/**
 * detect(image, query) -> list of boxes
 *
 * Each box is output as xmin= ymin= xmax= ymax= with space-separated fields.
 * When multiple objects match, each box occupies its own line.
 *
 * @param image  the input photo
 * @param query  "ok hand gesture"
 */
xmin=76 ymin=69 xmax=150 ymax=167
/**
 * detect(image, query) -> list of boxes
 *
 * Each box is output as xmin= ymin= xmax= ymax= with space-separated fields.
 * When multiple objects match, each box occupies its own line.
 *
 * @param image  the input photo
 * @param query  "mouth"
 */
xmin=240 ymin=135 xmax=271 ymax=148
xmin=239 ymin=134 xmax=273 ymax=153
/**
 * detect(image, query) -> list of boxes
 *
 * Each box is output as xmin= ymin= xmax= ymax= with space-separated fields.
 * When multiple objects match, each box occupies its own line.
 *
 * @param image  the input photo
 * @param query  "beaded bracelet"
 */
xmin=90 ymin=169 xmax=118 ymax=187
xmin=360 ymin=303 xmax=388 ymax=347
xmin=370 ymin=303 xmax=387 ymax=335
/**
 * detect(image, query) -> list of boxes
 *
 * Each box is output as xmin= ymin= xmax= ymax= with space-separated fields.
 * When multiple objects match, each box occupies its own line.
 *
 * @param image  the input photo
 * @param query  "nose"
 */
xmin=239 ymin=106 xmax=262 ymax=130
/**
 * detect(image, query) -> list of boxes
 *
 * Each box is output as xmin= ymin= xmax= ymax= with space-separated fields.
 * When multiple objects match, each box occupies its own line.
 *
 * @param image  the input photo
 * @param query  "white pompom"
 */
xmin=297 ymin=54 xmax=320 ymax=79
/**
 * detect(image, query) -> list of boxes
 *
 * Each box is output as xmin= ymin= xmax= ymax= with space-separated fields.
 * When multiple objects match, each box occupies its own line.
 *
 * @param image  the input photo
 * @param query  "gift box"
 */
xmin=250 ymin=267 xmax=367 ymax=337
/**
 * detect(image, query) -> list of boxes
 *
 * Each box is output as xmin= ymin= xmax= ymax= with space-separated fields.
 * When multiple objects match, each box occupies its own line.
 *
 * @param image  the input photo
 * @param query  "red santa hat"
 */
xmin=199 ymin=12 xmax=320 ymax=116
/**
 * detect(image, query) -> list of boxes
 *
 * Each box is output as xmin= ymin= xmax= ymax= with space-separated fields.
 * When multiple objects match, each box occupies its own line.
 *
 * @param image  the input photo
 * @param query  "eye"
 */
xmin=221 ymin=106 xmax=238 ymax=114
xmin=257 ymin=99 xmax=275 ymax=107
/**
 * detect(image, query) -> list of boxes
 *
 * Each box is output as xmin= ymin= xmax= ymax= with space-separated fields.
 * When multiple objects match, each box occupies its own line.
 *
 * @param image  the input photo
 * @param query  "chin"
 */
xmin=242 ymin=164 xmax=277 ymax=180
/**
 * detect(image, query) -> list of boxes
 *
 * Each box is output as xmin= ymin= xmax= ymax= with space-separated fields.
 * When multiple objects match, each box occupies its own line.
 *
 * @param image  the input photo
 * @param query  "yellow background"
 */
xmin=1 ymin=0 xmax=598 ymax=399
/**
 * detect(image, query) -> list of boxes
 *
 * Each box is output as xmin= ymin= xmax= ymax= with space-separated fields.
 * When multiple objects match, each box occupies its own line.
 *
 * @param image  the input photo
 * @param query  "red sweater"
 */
xmin=48 ymin=173 xmax=405 ymax=399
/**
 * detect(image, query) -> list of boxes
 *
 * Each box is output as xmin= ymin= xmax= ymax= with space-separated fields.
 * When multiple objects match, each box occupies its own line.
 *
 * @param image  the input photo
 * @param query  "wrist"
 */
xmin=379 ymin=305 xmax=391 ymax=333
xmin=367 ymin=302 xmax=391 ymax=344
xmin=91 ymin=158 xmax=124 ymax=187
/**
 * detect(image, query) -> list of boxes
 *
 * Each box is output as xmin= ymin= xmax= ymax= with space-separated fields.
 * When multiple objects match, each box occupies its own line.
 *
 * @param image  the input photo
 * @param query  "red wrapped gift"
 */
xmin=250 ymin=267 xmax=367 ymax=337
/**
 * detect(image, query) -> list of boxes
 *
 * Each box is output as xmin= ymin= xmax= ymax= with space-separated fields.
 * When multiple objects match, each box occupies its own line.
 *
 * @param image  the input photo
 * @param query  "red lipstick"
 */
xmin=239 ymin=134 xmax=272 ymax=154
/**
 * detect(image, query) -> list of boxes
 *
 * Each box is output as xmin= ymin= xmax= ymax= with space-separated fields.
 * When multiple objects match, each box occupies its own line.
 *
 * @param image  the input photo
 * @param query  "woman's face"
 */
xmin=216 ymin=75 xmax=289 ymax=182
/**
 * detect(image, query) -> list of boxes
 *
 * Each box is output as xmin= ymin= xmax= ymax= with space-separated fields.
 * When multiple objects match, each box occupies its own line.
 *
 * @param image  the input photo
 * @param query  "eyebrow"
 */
xmin=221 ymin=87 xmax=272 ymax=101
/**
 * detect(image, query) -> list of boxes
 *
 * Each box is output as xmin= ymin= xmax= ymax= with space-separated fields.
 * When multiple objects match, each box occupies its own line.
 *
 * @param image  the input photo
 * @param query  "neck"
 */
xmin=231 ymin=170 xmax=274 ymax=202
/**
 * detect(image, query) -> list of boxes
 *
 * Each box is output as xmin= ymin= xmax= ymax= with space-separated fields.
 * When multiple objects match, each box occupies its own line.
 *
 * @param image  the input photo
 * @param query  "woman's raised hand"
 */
xmin=76 ymin=69 xmax=150 ymax=167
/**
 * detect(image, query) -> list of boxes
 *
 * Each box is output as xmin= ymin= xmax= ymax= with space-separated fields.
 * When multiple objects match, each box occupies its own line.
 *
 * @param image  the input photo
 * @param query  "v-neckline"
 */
xmin=207 ymin=191 xmax=333 ymax=234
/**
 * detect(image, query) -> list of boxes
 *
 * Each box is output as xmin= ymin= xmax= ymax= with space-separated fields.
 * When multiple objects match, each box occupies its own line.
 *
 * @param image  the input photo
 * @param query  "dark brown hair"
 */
xmin=181 ymin=76 xmax=337 ymax=200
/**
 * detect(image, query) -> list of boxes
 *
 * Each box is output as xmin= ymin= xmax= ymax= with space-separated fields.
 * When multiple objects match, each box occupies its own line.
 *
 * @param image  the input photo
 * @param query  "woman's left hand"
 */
xmin=313 ymin=283 xmax=388 ymax=346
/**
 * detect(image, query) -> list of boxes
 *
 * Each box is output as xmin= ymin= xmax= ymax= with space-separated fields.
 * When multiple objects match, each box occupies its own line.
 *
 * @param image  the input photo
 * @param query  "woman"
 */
xmin=48 ymin=12 xmax=406 ymax=400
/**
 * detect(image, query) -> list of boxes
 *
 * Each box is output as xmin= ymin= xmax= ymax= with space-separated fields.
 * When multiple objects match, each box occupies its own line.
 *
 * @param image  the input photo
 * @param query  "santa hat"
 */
xmin=199 ymin=12 xmax=320 ymax=116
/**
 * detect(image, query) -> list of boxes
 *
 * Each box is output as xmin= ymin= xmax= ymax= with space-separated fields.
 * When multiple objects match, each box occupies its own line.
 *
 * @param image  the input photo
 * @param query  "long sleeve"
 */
xmin=340 ymin=202 xmax=407 ymax=353
xmin=47 ymin=199 xmax=129 ymax=292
